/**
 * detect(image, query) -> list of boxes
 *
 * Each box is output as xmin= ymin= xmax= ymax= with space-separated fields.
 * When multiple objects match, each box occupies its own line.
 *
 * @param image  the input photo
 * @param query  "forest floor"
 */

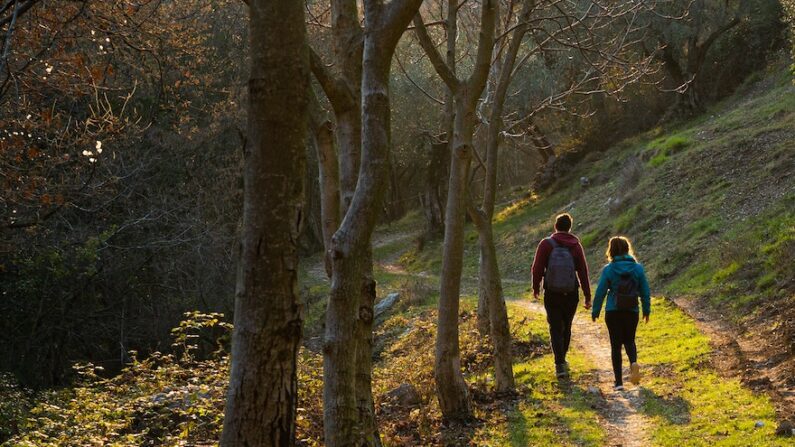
xmin=344 ymin=235 xmax=788 ymax=445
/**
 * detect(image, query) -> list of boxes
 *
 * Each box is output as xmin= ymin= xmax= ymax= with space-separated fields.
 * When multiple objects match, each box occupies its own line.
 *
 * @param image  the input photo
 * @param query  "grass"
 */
xmin=638 ymin=298 xmax=711 ymax=368
xmin=472 ymin=304 xmax=607 ymax=447
xmin=634 ymin=298 xmax=779 ymax=446
xmin=667 ymin=194 xmax=795 ymax=310
xmin=614 ymin=205 xmax=642 ymax=233
xmin=646 ymin=134 xmax=691 ymax=167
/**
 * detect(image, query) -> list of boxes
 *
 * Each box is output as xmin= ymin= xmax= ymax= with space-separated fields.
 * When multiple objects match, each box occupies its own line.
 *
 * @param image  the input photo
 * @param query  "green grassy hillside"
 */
xmin=403 ymin=65 xmax=794 ymax=334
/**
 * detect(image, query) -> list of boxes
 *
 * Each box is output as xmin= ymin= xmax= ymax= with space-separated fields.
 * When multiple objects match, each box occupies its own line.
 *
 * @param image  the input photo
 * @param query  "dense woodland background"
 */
xmin=0 ymin=0 xmax=794 ymax=445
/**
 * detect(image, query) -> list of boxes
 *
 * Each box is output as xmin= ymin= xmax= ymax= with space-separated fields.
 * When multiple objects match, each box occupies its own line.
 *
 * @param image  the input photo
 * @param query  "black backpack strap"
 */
xmin=547 ymin=237 xmax=559 ymax=248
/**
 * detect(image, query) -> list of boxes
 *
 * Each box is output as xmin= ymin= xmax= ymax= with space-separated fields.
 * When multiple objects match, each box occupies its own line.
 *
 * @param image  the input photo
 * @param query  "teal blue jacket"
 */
xmin=591 ymin=255 xmax=651 ymax=318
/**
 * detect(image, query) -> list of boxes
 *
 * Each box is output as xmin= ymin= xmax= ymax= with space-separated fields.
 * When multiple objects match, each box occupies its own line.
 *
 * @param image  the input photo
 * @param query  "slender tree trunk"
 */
xmin=470 ymin=208 xmax=515 ymax=392
xmin=302 ymin=134 xmax=325 ymax=255
xmin=220 ymin=1 xmax=308 ymax=445
xmin=474 ymin=112 xmax=516 ymax=392
xmin=414 ymin=0 xmax=498 ymax=422
xmin=436 ymin=98 xmax=474 ymax=420
xmin=473 ymin=216 xmax=514 ymax=392
xmin=476 ymin=253 xmax=490 ymax=336
xmin=337 ymin=109 xmax=362 ymax=211
xmin=310 ymin=92 xmax=340 ymax=277
xmin=323 ymin=1 xmax=423 ymax=444
xmin=473 ymin=0 xmax=534 ymax=393
xmin=423 ymin=136 xmax=447 ymax=238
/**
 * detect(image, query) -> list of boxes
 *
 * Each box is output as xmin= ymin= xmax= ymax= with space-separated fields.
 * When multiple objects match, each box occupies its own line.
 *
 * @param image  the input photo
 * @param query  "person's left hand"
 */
xmin=591 ymin=315 xmax=597 ymax=322
xmin=533 ymin=291 xmax=540 ymax=300
xmin=583 ymin=300 xmax=592 ymax=310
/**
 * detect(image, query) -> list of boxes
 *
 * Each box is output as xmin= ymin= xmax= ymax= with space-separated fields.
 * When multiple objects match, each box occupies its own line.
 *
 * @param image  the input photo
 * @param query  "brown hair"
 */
xmin=606 ymin=236 xmax=636 ymax=262
xmin=554 ymin=213 xmax=573 ymax=232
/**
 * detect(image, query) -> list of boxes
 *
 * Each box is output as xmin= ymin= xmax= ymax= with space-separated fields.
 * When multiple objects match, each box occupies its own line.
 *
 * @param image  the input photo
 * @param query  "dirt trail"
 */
xmin=515 ymin=300 xmax=652 ymax=447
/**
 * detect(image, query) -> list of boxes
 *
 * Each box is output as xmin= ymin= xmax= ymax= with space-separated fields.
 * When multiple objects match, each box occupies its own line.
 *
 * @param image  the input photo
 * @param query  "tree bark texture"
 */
xmin=435 ymin=98 xmax=475 ymax=420
xmin=415 ymin=0 xmax=499 ymax=421
xmin=310 ymin=91 xmax=340 ymax=277
xmin=423 ymin=135 xmax=447 ymax=238
xmin=220 ymin=1 xmax=308 ymax=445
xmin=473 ymin=0 xmax=535 ymax=393
xmin=322 ymin=1 xmax=423 ymax=444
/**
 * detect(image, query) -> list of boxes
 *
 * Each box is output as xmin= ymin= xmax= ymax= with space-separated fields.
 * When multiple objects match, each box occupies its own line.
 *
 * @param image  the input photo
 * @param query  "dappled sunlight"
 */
xmin=494 ymin=193 xmax=539 ymax=223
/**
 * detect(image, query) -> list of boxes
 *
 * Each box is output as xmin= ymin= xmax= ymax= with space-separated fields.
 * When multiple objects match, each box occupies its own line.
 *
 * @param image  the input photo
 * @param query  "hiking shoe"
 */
xmin=629 ymin=362 xmax=641 ymax=385
xmin=555 ymin=363 xmax=568 ymax=378
xmin=613 ymin=384 xmax=625 ymax=391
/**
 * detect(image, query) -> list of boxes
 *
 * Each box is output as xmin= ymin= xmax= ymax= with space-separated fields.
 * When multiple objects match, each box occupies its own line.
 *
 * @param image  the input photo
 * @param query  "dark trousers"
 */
xmin=544 ymin=291 xmax=579 ymax=365
xmin=605 ymin=310 xmax=639 ymax=385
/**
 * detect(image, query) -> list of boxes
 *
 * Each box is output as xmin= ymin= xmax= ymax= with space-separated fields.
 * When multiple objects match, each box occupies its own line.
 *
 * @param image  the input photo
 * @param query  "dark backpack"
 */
xmin=544 ymin=238 xmax=578 ymax=293
xmin=613 ymin=267 xmax=640 ymax=310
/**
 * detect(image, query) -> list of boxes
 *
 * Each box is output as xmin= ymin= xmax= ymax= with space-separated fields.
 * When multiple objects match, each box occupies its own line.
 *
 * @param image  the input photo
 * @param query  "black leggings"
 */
xmin=605 ymin=311 xmax=639 ymax=385
xmin=544 ymin=291 xmax=579 ymax=365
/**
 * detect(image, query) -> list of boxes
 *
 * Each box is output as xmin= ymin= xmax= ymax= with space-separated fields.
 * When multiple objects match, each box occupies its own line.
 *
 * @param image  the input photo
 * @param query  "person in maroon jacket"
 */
xmin=531 ymin=213 xmax=592 ymax=378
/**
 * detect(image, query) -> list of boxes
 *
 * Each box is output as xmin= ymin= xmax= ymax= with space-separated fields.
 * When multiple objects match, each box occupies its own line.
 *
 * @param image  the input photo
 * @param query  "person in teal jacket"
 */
xmin=591 ymin=236 xmax=651 ymax=390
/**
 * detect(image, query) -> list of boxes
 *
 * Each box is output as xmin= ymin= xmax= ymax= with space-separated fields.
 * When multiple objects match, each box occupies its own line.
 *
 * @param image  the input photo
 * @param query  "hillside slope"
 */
xmin=402 ymin=64 xmax=795 ymax=419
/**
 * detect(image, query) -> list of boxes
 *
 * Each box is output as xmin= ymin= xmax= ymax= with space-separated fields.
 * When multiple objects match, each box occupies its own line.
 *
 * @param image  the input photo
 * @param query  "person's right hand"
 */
xmin=643 ymin=314 xmax=650 ymax=324
xmin=533 ymin=291 xmax=539 ymax=300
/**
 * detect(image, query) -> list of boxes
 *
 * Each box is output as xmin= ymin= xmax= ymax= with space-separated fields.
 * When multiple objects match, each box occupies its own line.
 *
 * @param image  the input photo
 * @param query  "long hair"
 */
xmin=606 ymin=236 xmax=636 ymax=262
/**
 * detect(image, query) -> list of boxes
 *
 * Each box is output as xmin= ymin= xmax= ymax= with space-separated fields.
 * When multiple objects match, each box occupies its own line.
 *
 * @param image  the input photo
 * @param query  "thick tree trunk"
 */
xmin=220 ymin=1 xmax=308 ymax=445
xmin=660 ymin=13 xmax=739 ymax=120
xmin=324 ymin=249 xmax=365 ymax=445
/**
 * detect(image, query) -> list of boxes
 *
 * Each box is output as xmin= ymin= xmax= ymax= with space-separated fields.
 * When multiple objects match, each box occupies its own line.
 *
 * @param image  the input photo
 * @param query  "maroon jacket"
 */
xmin=531 ymin=231 xmax=591 ymax=300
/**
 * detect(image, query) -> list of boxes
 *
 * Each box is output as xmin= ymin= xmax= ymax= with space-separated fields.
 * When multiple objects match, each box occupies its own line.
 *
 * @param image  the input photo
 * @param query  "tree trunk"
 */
xmin=323 ymin=1 xmax=423 ymax=444
xmin=414 ymin=0 xmax=498 ymax=422
xmin=473 ymin=0 xmax=533 ymax=392
xmin=220 ymin=1 xmax=308 ymax=445
xmin=309 ymin=92 xmax=340 ymax=277
xmin=476 ymin=255 xmax=491 ymax=336
xmin=324 ymin=248 xmax=365 ymax=445
xmin=471 ymin=212 xmax=515 ymax=393
xmin=337 ymin=109 xmax=362 ymax=211
xmin=435 ymin=98 xmax=474 ymax=421
xmin=423 ymin=136 xmax=447 ymax=238
xmin=300 ymin=133 xmax=325 ymax=256
xmin=356 ymin=252 xmax=381 ymax=446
